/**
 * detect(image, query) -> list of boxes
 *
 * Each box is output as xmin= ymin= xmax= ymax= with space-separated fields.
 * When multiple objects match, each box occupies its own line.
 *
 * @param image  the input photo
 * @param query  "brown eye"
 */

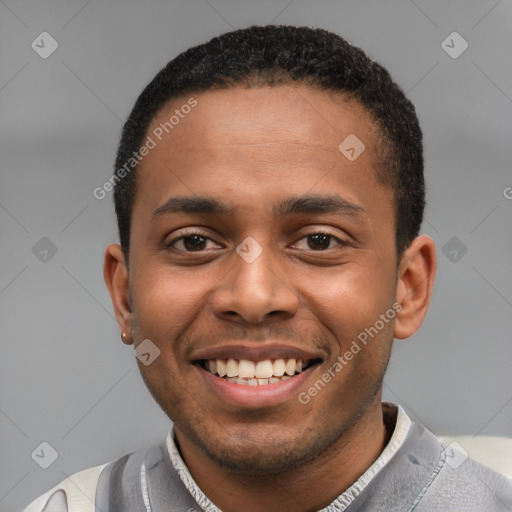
xmin=171 ymin=234 xmax=210 ymax=251
xmin=182 ymin=235 xmax=207 ymax=251
xmin=307 ymin=234 xmax=332 ymax=250
xmin=292 ymin=232 xmax=347 ymax=252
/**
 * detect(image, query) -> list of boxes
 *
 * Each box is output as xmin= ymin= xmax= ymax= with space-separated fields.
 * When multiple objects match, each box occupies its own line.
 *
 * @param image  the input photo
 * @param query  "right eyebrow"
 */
xmin=152 ymin=196 xmax=236 ymax=218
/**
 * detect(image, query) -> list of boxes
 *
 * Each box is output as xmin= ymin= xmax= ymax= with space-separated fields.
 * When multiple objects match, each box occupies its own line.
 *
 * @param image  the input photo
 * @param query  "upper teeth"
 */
xmin=205 ymin=358 xmax=305 ymax=379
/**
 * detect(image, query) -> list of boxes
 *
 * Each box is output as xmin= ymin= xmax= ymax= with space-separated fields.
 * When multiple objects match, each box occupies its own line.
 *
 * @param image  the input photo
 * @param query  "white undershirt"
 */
xmin=166 ymin=404 xmax=411 ymax=512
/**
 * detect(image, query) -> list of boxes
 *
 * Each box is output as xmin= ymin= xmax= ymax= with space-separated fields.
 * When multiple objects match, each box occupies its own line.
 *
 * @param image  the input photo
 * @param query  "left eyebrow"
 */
xmin=273 ymin=194 xmax=367 ymax=218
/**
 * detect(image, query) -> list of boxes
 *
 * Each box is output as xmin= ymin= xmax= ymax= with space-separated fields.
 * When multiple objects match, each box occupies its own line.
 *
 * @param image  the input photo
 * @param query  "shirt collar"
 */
xmin=166 ymin=403 xmax=411 ymax=512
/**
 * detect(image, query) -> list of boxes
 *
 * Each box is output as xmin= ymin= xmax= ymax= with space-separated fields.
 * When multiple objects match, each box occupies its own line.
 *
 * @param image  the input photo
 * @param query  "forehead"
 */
xmin=146 ymin=85 xmax=379 ymax=164
xmin=135 ymin=85 xmax=391 ymax=220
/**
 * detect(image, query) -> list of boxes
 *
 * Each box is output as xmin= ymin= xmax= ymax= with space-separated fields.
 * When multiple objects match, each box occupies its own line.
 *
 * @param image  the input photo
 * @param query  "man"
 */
xmin=24 ymin=25 xmax=512 ymax=512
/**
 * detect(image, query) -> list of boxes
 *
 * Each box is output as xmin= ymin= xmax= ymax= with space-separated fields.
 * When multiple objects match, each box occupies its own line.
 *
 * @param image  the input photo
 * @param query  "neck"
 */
xmin=175 ymin=401 xmax=393 ymax=512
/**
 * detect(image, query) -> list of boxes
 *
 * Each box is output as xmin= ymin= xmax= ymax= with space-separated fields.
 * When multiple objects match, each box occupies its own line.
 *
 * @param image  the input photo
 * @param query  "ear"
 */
xmin=104 ymin=243 xmax=133 ymax=345
xmin=394 ymin=235 xmax=436 ymax=339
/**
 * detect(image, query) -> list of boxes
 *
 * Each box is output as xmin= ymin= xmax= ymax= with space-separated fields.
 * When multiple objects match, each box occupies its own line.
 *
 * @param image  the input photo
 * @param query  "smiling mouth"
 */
xmin=199 ymin=358 xmax=321 ymax=386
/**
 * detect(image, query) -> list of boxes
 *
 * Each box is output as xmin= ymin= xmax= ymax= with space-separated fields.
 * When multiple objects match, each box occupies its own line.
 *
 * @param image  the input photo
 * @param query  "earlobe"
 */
xmin=103 ymin=244 xmax=133 ymax=345
xmin=394 ymin=235 xmax=436 ymax=340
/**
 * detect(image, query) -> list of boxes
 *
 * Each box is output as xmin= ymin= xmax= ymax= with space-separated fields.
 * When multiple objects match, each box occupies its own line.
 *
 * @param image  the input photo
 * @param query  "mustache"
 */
xmin=179 ymin=323 xmax=332 ymax=353
xmin=131 ymin=308 xmax=337 ymax=358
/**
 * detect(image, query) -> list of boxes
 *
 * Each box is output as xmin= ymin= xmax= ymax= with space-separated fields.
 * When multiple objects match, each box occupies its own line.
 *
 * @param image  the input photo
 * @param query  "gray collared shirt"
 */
xmin=24 ymin=403 xmax=512 ymax=511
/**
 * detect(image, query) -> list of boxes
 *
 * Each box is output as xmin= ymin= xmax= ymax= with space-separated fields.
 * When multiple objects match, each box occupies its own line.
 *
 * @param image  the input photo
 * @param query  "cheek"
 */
xmin=130 ymin=266 xmax=212 ymax=354
xmin=298 ymin=261 xmax=397 ymax=345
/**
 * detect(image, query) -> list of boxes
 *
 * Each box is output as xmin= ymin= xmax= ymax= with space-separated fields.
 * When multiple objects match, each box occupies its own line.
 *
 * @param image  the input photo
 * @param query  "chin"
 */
xmin=181 ymin=420 xmax=340 ymax=475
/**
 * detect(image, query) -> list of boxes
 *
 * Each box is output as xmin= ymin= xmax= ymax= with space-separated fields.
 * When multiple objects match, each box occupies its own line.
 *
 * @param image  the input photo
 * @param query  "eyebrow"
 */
xmin=152 ymin=194 xmax=367 ymax=219
xmin=274 ymin=194 xmax=366 ymax=217
xmin=153 ymin=196 xmax=234 ymax=217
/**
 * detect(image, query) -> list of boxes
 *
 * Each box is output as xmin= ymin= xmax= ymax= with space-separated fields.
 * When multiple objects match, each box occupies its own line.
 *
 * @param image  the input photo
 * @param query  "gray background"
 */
xmin=1 ymin=0 xmax=511 ymax=510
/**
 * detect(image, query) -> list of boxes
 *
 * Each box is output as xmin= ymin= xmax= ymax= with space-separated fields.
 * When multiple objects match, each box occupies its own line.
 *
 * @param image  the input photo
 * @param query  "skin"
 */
xmin=104 ymin=85 xmax=436 ymax=512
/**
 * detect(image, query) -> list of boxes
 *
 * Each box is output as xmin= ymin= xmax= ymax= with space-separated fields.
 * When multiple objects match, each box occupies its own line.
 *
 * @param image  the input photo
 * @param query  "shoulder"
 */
xmin=22 ymin=463 xmax=107 ymax=512
xmin=413 ymin=430 xmax=512 ymax=511
xmin=22 ymin=441 xmax=173 ymax=512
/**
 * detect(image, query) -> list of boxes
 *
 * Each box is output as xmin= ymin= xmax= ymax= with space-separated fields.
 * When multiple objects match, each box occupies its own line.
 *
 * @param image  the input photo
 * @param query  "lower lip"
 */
xmin=196 ymin=364 xmax=318 ymax=408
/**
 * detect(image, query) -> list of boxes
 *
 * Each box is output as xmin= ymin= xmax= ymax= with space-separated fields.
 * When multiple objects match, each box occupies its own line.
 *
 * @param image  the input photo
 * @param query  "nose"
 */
xmin=211 ymin=247 xmax=299 ymax=325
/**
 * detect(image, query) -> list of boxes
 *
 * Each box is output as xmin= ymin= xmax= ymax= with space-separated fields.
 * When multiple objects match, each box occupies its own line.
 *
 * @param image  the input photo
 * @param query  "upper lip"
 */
xmin=190 ymin=343 xmax=325 ymax=363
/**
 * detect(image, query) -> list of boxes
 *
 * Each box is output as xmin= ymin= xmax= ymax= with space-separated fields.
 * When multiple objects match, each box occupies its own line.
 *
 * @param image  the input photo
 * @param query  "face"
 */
xmin=108 ymin=86 xmax=415 ymax=474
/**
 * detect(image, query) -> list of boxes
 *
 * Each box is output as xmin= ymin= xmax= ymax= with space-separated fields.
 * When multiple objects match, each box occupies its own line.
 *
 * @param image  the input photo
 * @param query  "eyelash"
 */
xmin=167 ymin=230 xmax=347 ymax=252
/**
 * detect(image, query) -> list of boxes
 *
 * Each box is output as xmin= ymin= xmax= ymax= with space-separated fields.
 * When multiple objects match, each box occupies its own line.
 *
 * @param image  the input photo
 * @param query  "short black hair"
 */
xmin=113 ymin=25 xmax=424 ymax=262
